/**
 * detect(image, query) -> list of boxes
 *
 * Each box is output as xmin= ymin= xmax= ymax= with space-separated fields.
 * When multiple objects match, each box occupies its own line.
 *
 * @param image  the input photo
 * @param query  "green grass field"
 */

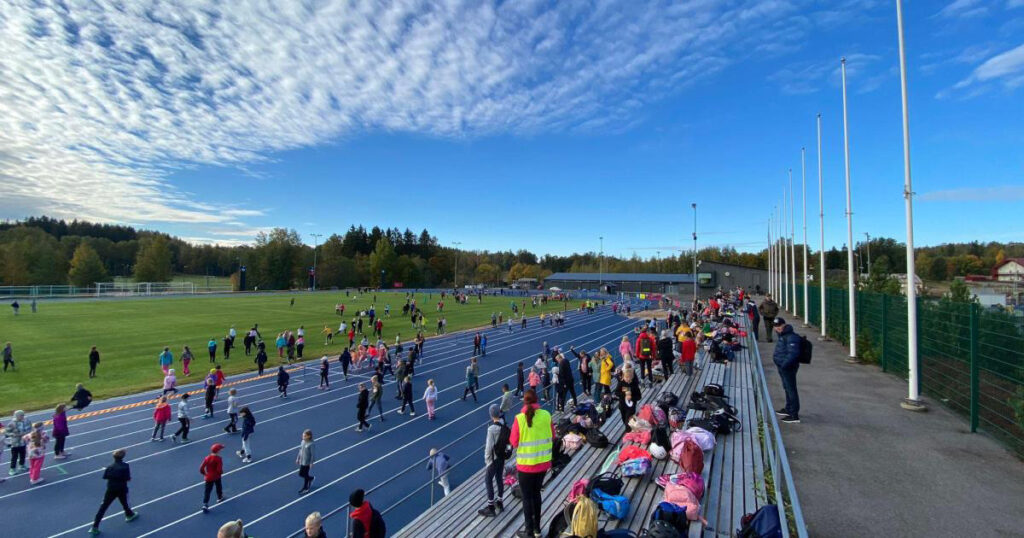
xmin=0 ymin=291 xmax=570 ymax=412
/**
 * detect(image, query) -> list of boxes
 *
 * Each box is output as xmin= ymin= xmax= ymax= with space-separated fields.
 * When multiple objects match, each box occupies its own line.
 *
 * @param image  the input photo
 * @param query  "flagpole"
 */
xmin=817 ymin=113 xmax=827 ymax=339
xmin=841 ymin=56 xmax=858 ymax=361
xmin=802 ymin=147 xmax=810 ymax=326
xmin=782 ymin=194 xmax=789 ymax=312
xmin=896 ymin=0 xmax=925 ymax=411
xmin=789 ymin=167 xmax=797 ymax=316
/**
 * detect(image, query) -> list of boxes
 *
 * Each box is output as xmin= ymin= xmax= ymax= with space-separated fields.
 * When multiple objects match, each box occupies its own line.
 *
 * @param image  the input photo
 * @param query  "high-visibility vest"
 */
xmin=515 ymin=409 xmax=553 ymax=467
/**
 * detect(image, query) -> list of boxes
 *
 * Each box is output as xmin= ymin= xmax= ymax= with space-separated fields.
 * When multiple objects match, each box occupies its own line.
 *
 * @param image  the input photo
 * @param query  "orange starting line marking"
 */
xmin=44 ymin=365 xmax=306 ymax=425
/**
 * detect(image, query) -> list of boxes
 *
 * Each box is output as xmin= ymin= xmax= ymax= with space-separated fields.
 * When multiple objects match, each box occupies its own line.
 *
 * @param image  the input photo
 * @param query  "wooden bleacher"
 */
xmin=397 ymin=315 xmax=774 ymax=537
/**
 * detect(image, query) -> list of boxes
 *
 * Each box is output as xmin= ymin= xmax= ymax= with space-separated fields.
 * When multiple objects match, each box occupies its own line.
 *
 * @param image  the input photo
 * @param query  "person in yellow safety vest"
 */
xmin=509 ymin=389 xmax=555 ymax=538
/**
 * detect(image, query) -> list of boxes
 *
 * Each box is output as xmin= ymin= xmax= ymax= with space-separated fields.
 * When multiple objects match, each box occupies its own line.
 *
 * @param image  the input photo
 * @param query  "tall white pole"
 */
xmin=789 ymin=168 xmax=797 ymax=315
xmin=781 ymin=197 xmax=789 ymax=311
xmin=896 ymin=0 xmax=924 ymax=410
xmin=768 ymin=216 xmax=773 ymax=298
xmin=692 ymin=203 xmax=698 ymax=305
xmin=841 ymin=57 xmax=858 ymax=359
xmin=817 ymin=114 xmax=827 ymax=338
xmin=310 ymin=232 xmax=323 ymax=291
xmin=599 ymin=236 xmax=604 ymax=288
xmin=802 ymin=148 xmax=809 ymax=325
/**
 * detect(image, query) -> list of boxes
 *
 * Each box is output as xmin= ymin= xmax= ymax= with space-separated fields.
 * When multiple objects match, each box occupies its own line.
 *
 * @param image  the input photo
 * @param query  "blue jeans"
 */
xmin=777 ymin=365 xmax=800 ymax=418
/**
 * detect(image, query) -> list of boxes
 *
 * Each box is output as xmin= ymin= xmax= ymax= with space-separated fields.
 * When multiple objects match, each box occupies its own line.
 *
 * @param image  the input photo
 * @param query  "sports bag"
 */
xmin=572 ymin=414 xmax=595 ymax=429
xmin=622 ymin=430 xmax=651 ymax=446
xmin=618 ymin=445 xmax=651 ymax=464
xmin=683 ymin=427 xmax=716 ymax=451
xmin=621 ymin=457 xmax=651 ymax=477
xmin=651 ymin=501 xmax=690 ymax=534
xmin=646 ymin=519 xmax=683 ymax=538
xmin=638 ymin=404 xmax=657 ymax=424
xmin=546 ymin=505 xmax=570 ymax=538
xmin=586 ymin=472 xmax=624 ymax=497
xmin=570 ymin=496 xmax=599 ymax=538
xmin=679 ymin=471 xmax=705 ymax=500
xmin=663 ymin=482 xmax=700 ymax=522
xmin=704 ymin=383 xmax=725 ymax=397
xmin=628 ymin=417 xmax=653 ymax=432
xmin=798 ymin=335 xmax=813 ymax=364
xmin=562 ymin=432 xmax=586 ymax=454
xmin=586 ymin=429 xmax=609 ymax=449
xmin=556 ymin=417 xmax=573 ymax=437
xmin=668 ymin=407 xmax=687 ymax=430
xmin=679 ymin=439 xmax=703 ymax=474
xmin=591 ymin=488 xmax=630 ymax=520
xmin=596 ymin=530 xmax=639 ymax=538
xmin=493 ymin=424 xmax=513 ymax=461
xmin=737 ymin=504 xmax=783 ymax=538
xmin=574 ymin=402 xmax=596 ymax=416
xmin=651 ymin=407 xmax=668 ymax=428
xmin=657 ymin=391 xmax=679 ymax=409
xmin=568 ymin=478 xmax=590 ymax=503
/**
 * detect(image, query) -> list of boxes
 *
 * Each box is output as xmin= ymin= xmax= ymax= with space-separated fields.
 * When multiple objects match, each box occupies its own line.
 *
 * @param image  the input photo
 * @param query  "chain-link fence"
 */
xmin=791 ymin=286 xmax=1024 ymax=458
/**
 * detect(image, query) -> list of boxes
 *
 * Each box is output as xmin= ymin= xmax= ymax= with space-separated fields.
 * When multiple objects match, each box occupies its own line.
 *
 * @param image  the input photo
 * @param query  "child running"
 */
xmin=319 ymin=358 xmax=330 ymax=390
xmin=296 ymin=429 xmax=316 ymax=495
xmin=200 ymin=443 xmax=225 ymax=512
xmin=462 ymin=365 xmax=478 ymax=403
xmin=172 ymin=393 xmax=191 ymax=444
xmin=277 ymin=366 xmax=291 ymax=398
xmin=224 ymin=389 xmax=239 ymax=434
xmin=203 ymin=370 xmax=218 ymax=418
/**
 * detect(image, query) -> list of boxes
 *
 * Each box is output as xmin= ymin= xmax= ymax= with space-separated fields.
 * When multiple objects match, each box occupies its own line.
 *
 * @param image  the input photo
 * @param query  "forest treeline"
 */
xmin=0 ymin=216 xmax=1020 ymax=290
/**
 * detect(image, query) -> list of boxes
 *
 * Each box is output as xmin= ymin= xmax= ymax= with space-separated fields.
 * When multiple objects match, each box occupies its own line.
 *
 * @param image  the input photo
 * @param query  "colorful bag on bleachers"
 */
xmin=621 ymin=457 xmax=651 ymax=477
xmin=651 ymin=501 xmax=690 ymax=535
xmin=676 ymin=439 xmax=703 ymax=474
xmin=637 ymin=404 xmax=657 ymax=424
xmin=586 ymin=429 xmax=609 ymax=449
xmin=570 ymin=496 xmax=599 ymax=538
xmin=737 ymin=504 xmax=783 ymax=538
xmin=651 ymin=406 xmax=668 ymax=428
xmin=572 ymin=413 xmax=595 ymax=429
xmin=617 ymin=444 xmax=651 ymax=464
xmin=682 ymin=426 xmax=716 ymax=451
xmin=668 ymin=406 xmax=687 ymax=429
xmin=561 ymin=432 xmax=585 ymax=455
xmin=586 ymin=471 xmax=624 ymax=497
xmin=663 ymin=481 xmax=701 ymax=522
xmin=679 ymin=471 xmax=705 ymax=500
xmin=622 ymin=430 xmax=651 ymax=446
xmin=568 ymin=478 xmax=590 ymax=503
xmin=628 ymin=416 xmax=652 ymax=432
xmin=591 ymin=488 xmax=630 ymax=519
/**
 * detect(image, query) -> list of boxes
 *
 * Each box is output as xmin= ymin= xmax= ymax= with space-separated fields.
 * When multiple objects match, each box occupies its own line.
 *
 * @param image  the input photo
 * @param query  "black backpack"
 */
xmin=798 ymin=335 xmax=813 ymax=364
xmin=369 ymin=507 xmax=387 ymax=538
xmin=493 ymin=424 xmax=513 ymax=461
xmin=586 ymin=429 xmax=609 ymax=448
xmin=586 ymin=471 xmax=624 ymax=497
xmin=656 ymin=391 xmax=679 ymax=409
xmin=737 ymin=504 xmax=782 ymax=538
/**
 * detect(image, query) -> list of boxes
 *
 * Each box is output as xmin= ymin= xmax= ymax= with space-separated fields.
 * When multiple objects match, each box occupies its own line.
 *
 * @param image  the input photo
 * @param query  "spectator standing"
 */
xmin=88 ymin=346 xmax=100 ymax=378
xmin=772 ymin=317 xmax=802 ymax=423
xmin=237 ymin=407 xmax=255 ymax=462
xmin=509 ymin=390 xmax=553 ymax=538
xmin=296 ymin=429 xmax=316 ymax=494
xmin=477 ymin=404 xmax=508 ymax=517
xmin=348 ymin=488 xmax=385 ymax=538
xmin=758 ymin=294 xmax=780 ymax=342
xmin=52 ymin=404 xmax=70 ymax=459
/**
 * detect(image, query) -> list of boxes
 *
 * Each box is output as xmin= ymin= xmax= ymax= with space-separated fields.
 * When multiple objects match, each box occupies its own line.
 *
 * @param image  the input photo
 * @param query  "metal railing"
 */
xmin=794 ymin=286 xmax=1024 ymax=458
xmin=747 ymin=322 xmax=809 ymax=537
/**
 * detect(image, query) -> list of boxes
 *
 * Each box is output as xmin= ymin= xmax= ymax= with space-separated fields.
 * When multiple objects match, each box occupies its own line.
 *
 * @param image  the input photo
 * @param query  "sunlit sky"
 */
xmin=1 ymin=0 xmax=1021 ymax=257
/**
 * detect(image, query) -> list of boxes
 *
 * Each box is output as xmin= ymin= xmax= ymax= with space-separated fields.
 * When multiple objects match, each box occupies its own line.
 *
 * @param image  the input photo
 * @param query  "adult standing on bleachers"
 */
xmin=772 ymin=317 xmax=802 ymax=424
xmin=746 ymin=299 xmax=761 ymax=341
xmin=758 ymin=294 xmax=779 ymax=342
xmin=635 ymin=329 xmax=657 ymax=384
xmin=556 ymin=353 xmax=578 ymax=411
xmin=657 ymin=330 xmax=675 ymax=377
xmin=510 ymin=389 xmax=554 ymax=538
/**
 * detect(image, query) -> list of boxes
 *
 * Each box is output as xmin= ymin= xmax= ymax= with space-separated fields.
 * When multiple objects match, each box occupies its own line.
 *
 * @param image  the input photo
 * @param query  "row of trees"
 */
xmin=0 ymin=217 xmax=1020 ymax=290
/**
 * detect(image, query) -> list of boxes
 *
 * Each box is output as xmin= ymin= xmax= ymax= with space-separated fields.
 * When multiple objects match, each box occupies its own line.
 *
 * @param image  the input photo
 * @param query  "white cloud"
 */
xmin=768 ymin=53 xmax=888 ymax=95
xmin=919 ymin=185 xmax=1024 ymax=202
xmin=936 ymin=0 xmax=989 ymax=19
xmin=950 ymin=43 xmax=1024 ymax=92
xmin=0 ymin=0 xmax=803 ymax=231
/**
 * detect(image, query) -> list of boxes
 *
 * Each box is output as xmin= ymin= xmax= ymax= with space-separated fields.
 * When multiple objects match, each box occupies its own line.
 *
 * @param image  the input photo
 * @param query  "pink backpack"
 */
xmin=567 ymin=478 xmax=589 ymax=503
xmin=679 ymin=471 xmax=705 ymax=500
xmin=664 ymin=482 xmax=701 ymax=521
xmin=622 ymin=430 xmax=651 ymax=446
xmin=679 ymin=439 xmax=704 ymax=474
xmin=651 ymin=407 xmax=668 ymax=427
xmin=683 ymin=427 xmax=716 ymax=451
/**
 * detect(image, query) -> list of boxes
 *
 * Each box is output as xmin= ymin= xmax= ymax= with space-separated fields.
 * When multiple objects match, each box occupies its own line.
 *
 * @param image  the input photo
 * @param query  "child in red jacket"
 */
xmin=152 ymin=397 xmax=171 ymax=441
xmin=200 ymin=443 xmax=225 ymax=512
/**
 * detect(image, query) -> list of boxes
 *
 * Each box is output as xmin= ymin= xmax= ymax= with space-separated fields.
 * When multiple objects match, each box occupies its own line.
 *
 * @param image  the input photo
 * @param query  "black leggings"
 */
xmin=463 ymin=385 xmax=477 ymax=401
xmin=9 ymin=446 xmax=26 ymax=468
xmin=54 ymin=435 xmax=67 ymax=455
xmin=517 ymin=470 xmax=546 ymax=534
xmin=298 ymin=465 xmax=314 ymax=489
xmin=357 ymin=409 xmax=370 ymax=429
xmin=175 ymin=417 xmax=190 ymax=440
xmin=203 ymin=479 xmax=223 ymax=504
xmin=152 ymin=422 xmax=166 ymax=439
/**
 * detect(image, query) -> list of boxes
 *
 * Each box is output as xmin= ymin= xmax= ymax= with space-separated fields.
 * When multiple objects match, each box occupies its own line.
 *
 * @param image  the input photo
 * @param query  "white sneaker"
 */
xmin=397 ymin=410 xmax=404 ymax=414
xmin=242 ymin=457 xmax=252 ymax=463
xmin=410 ymin=412 xmax=416 ymax=416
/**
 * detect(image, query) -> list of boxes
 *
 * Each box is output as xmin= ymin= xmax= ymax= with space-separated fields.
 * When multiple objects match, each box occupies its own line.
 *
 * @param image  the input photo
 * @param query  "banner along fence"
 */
xmin=791 ymin=285 xmax=1024 ymax=458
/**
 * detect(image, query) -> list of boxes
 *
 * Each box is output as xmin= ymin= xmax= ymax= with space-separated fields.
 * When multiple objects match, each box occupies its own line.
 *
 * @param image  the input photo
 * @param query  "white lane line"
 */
xmin=15 ymin=313 xmax=623 ymax=502
xmin=46 ymin=316 xmax=631 ymax=538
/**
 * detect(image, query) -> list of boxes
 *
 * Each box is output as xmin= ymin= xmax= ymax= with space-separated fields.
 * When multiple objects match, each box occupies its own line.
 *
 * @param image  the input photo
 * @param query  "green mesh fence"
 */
xmin=794 ymin=286 xmax=1024 ymax=458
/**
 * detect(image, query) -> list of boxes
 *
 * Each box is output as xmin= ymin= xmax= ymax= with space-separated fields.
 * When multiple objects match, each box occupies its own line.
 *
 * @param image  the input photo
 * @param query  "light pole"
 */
xmin=599 ymin=236 xmax=604 ymax=289
xmin=782 ymin=191 xmax=789 ymax=311
xmin=767 ymin=217 xmax=773 ymax=298
xmin=896 ymin=0 xmax=925 ymax=411
xmin=802 ymin=147 xmax=809 ymax=325
xmin=841 ymin=56 xmax=858 ymax=360
xmin=310 ymin=233 xmax=323 ymax=291
xmin=817 ymin=113 xmax=827 ymax=339
xmin=691 ymin=204 xmax=699 ymax=303
xmin=452 ymin=241 xmax=462 ymax=289
xmin=864 ymin=232 xmax=872 ymax=273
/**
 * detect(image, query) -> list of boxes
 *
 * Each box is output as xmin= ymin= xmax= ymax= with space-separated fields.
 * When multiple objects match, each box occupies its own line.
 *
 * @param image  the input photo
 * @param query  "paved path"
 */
xmin=1 ymin=306 xmax=641 ymax=537
xmin=757 ymin=309 xmax=1024 ymax=538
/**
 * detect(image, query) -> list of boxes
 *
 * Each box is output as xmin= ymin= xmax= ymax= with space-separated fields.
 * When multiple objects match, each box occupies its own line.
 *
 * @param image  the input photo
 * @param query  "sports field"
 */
xmin=0 ymin=291 xmax=573 ymax=412
xmin=0 ymin=303 xmax=640 ymax=537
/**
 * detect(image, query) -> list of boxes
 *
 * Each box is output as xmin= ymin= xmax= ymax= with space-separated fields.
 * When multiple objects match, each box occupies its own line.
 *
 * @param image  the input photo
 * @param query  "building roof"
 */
xmin=993 ymin=258 xmax=1024 ymax=276
xmin=545 ymin=272 xmax=697 ymax=283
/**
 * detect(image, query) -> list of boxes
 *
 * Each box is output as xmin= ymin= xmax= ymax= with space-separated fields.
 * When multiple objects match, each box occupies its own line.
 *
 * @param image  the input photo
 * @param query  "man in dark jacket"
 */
xmin=758 ymin=294 xmax=780 ymax=342
xmin=89 ymin=449 xmax=139 ymax=535
xmin=556 ymin=354 xmax=577 ymax=411
xmin=356 ymin=383 xmax=370 ymax=432
xmin=656 ymin=331 xmax=675 ymax=376
xmin=747 ymin=300 xmax=761 ymax=341
xmin=772 ymin=317 xmax=802 ymax=423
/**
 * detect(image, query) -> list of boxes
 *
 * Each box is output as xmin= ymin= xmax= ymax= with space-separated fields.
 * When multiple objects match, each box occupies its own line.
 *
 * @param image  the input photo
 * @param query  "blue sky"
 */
xmin=0 ymin=0 xmax=1021 ymax=258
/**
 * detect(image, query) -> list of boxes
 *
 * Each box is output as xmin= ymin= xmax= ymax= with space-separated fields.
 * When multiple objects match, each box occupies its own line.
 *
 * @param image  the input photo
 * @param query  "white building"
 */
xmin=993 ymin=259 xmax=1024 ymax=283
xmin=892 ymin=273 xmax=923 ymax=296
